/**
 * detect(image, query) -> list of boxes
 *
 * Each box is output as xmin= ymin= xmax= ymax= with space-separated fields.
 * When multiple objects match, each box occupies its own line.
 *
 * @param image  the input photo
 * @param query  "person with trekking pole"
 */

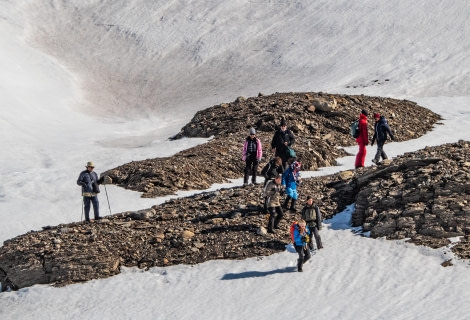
xmin=77 ymin=161 xmax=111 ymax=223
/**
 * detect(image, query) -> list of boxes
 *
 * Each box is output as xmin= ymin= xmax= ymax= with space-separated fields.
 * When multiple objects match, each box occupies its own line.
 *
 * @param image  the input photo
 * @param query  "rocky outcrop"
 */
xmin=102 ymin=92 xmax=440 ymax=198
xmin=329 ymin=140 xmax=470 ymax=257
xmin=0 ymin=174 xmax=340 ymax=290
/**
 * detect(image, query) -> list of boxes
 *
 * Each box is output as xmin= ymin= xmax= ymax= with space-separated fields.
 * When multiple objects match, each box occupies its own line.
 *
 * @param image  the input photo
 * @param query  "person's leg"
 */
xmin=303 ymin=247 xmax=311 ymax=263
xmin=378 ymin=140 xmax=387 ymax=160
xmin=359 ymin=143 xmax=367 ymax=167
xmin=295 ymin=245 xmax=305 ymax=272
xmin=91 ymin=196 xmax=100 ymax=219
xmin=267 ymin=207 xmax=276 ymax=232
xmin=83 ymin=197 xmax=91 ymax=222
xmin=273 ymin=206 xmax=284 ymax=228
xmin=355 ymin=143 xmax=363 ymax=167
xmin=312 ymin=227 xmax=323 ymax=249
xmin=251 ymin=160 xmax=259 ymax=184
xmin=290 ymin=189 xmax=298 ymax=212
xmin=243 ymin=160 xmax=251 ymax=185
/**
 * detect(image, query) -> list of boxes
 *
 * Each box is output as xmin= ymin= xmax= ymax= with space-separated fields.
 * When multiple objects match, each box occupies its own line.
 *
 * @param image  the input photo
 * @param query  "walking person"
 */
xmin=355 ymin=109 xmax=369 ymax=168
xmin=271 ymin=119 xmax=295 ymax=169
xmin=242 ymin=128 xmax=263 ymax=186
xmin=371 ymin=113 xmax=396 ymax=164
xmin=282 ymin=160 xmax=302 ymax=212
xmin=301 ymin=196 xmax=323 ymax=250
xmin=77 ymin=161 xmax=102 ymax=223
xmin=261 ymin=156 xmax=284 ymax=213
xmin=264 ymin=174 xmax=285 ymax=233
xmin=292 ymin=219 xmax=311 ymax=272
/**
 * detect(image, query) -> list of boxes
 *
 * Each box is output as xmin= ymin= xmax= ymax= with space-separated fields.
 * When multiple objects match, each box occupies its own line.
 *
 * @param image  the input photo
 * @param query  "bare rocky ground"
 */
xmin=101 ymin=91 xmax=439 ymax=197
xmin=1 ymin=91 xmax=448 ymax=291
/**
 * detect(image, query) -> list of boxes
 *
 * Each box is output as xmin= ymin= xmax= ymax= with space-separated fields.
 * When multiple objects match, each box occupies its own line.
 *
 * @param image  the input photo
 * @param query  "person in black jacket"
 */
xmin=371 ymin=113 xmax=396 ymax=164
xmin=300 ymin=196 xmax=323 ymax=250
xmin=77 ymin=161 xmax=103 ymax=223
xmin=271 ymin=119 xmax=295 ymax=169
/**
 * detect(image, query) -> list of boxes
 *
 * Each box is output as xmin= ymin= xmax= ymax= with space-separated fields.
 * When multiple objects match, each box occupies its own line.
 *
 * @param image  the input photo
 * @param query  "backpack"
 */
xmin=350 ymin=120 xmax=360 ymax=138
xmin=290 ymin=221 xmax=298 ymax=243
xmin=261 ymin=160 xmax=273 ymax=178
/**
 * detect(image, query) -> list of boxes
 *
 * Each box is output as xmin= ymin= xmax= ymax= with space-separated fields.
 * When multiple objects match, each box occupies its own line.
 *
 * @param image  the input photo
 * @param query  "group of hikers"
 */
xmin=77 ymin=110 xmax=395 ymax=272
xmin=354 ymin=109 xmax=396 ymax=169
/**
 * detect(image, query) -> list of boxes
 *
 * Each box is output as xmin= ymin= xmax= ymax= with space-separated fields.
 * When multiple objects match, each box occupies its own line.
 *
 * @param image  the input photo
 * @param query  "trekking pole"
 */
xmin=81 ymin=196 xmax=84 ymax=222
xmin=104 ymin=184 xmax=112 ymax=215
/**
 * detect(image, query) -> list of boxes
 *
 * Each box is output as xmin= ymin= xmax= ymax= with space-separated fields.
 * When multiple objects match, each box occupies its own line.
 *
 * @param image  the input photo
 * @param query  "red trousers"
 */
xmin=355 ymin=143 xmax=367 ymax=168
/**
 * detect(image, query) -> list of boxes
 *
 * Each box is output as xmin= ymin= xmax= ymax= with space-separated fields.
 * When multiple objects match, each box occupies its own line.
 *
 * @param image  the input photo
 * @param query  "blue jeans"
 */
xmin=83 ymin=196 xmax=100 ymax=221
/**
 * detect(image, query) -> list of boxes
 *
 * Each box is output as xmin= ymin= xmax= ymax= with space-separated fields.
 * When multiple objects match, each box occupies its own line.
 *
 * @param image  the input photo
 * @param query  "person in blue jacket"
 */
xmin=77 ymin=161 xmax=102 ymax=223
xmin=293 ymin=219 xmax=311 ymax=272
xmin=282 ymin=160 xmax=301 ymax=212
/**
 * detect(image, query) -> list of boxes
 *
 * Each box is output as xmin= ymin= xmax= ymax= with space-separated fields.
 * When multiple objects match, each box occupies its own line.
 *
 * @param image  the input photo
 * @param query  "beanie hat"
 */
xmin=373 ymin=113 xmax=380 ymax=119
xmin=249 ymin=127 xmax=256 ymax=135
xmin=280 ymin=119 xmax=287 ymax=126
xmin=361 ymin=109 xmax=369 ymax=116
xmin=307 ymin=195 xmax=313 ymax=201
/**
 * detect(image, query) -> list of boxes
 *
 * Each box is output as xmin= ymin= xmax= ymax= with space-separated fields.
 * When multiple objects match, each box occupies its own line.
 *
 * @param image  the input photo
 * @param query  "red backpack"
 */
xmin=290 ymin=221 xmax=298 ymax=243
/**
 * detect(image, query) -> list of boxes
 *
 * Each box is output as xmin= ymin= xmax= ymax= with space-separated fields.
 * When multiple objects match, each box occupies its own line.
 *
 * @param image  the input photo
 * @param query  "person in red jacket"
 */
xmin=355 ymin=109 xmax=369 ymax=168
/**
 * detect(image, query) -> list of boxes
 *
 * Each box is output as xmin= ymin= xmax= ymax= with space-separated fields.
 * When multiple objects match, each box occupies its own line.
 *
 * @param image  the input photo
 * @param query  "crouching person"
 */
xmin=293 ymin=219 xmax=311 ymax=272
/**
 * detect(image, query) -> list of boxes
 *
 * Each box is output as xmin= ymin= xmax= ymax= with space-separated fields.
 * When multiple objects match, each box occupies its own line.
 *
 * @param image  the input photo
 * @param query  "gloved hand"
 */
xmin=371 ymin=141 xmax=374 ymax=146
xmin=392 ymin=136 xmax=397 ymax=141
xmin=280 ymin=189 xmax=285 ymax=196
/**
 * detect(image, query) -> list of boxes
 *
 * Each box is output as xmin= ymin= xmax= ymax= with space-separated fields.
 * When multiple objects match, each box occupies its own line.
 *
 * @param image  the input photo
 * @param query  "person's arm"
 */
xmin=288 ymin=130 xmax=295 ymax=146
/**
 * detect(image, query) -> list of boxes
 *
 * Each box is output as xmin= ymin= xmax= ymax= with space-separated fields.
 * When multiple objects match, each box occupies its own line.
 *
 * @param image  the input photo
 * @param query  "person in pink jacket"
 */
xmin=355 ymin=109 xmax=369 ymax=168
xmin=242 ymin=128 xmax=263 ymax=186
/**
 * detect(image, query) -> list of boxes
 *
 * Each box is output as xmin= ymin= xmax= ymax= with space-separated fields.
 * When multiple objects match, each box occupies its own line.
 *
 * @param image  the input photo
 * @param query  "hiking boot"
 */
xmin=282 ymin=197 xmax=290 ymax=210
xmin=289 ymin=200 xmax=297 ymax=212
xmin=243 ymin=183 xmax=249 ymax=187
xmin=298 ymin=266 xmax=303 ymax=272
xmin=371 ymin=159 xmax=378 ymax=164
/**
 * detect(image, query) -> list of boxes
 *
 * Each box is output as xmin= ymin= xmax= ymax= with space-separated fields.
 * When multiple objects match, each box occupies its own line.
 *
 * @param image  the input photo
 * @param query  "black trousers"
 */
xmin=244 ymin=158 xmax=259 ymax=184
xmin=374 ymin=140 xmax=388 ymax=161
xmin=295 ymin=245 xmax=311 ymax=270
xmin=308 ymin=225 xmax=323 ymax=249
xmin=267 ymin=206 xmax=284 ymax=230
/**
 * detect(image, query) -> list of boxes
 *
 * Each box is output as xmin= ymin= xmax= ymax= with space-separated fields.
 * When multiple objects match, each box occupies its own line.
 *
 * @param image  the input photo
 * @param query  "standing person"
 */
xmin=293 ymin=219 xmax=311 ymax=272
xmin=355 ymin=109 xmax=369 ymax=169
xmin=301 ymin=196 xmax=323 ymax=250
xmin=261 ymin=156 xmax=284 ymax=214
xmin=77 ymin=161 xmax=102 ymax=223
xmin=264 ymin=174 xmax=285 ymax=233
xmin=242 ymin=128 xmax=263 ymax=186
xmin=282 ymin=160 xmax=302 ymax=212
xmin=271 ymin=119 xmax=295 ymax=169
xmin=371 ymin=113 xmax=396 ymax=164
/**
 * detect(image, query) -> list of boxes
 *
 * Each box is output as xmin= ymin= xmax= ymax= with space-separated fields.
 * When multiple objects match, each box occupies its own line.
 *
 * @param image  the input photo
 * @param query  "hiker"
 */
xmin=264 ymin=174 xmax=285 ymax=233
xmin=292 ymin=219 xmax=311 ymax=272
xmin=371 ymin=113 xmax=396 ymax=164
xmin=301 ymin=196 xmax=323 ymax=250
xmin=355 ymin=109 xmax=369 ymax=168
xmin=271 ymin=119 xmax=295 ymax=169
xmin=282 ymin=160 xmax=302 ymax=212
xmin=261 ymin=156 xmax=284 ymax=213
xmin=242 ymin=127 xmax=263 ymax=186
xmin=77 ymin=161 xmax=102 ymax=223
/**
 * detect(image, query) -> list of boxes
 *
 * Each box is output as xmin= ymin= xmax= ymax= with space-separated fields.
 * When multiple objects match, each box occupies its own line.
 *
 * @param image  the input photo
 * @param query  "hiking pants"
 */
xmin=374 ymin=140 xmax=388 ymax=162
xmin=308 ymin=226 xmax=323 ymax=250
xmin=268 ymin=206 xmax=284 ymax=230
xmin=244 ymin=158 xmax=259 ymax=184
xmin=83 ymin=196 xmax=100 ymax=221
xmin=295 ymin=245 xmax=311 ymax=270
xmin=355 ymin=142 xmax=367 ymax=168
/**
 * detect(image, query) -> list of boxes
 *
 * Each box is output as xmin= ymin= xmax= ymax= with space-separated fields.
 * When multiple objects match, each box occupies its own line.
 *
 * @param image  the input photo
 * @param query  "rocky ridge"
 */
xmin=0 ymin=92 xmax=445 ymax=291
xmin=102 ymin=92 xmax=440 ymax=198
